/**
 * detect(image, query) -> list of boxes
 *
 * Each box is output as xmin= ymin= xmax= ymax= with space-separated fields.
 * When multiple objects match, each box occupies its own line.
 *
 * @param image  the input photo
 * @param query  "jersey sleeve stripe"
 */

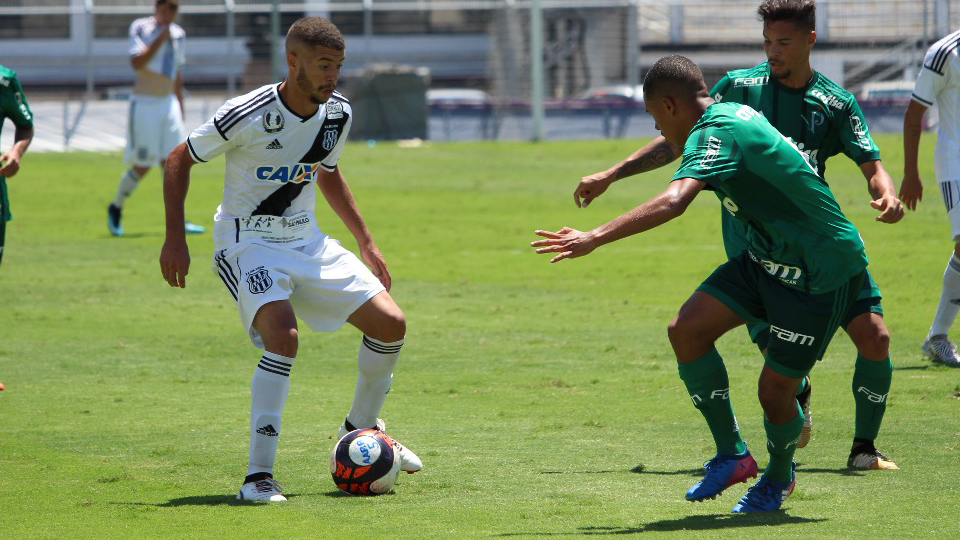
xmin=216 ymin=94 xmax=275 ymax=135
xmin=214 ymin=89 xmax=275 ymax=134
xmin=186 ymin=138 xmax=207 ymax=163
xmin=911 ymin=93 xmax=934 ymax=106
xmin=927 ymin=35 xmax=960 ymax=75
xmin=216 ymin=87 xmax=272 ymax=126
xmin=331 ymin=90 xmax=350 ymax=104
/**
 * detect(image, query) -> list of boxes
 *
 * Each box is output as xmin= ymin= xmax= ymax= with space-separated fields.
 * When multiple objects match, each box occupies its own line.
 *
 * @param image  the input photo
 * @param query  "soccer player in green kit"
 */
xmin=533 ymin=54 xmax=867 ymax=512
xmin=573 ymin=0 xmax=900 ymax=471
xmin=0 ymin=64 xmax=35 ymax=271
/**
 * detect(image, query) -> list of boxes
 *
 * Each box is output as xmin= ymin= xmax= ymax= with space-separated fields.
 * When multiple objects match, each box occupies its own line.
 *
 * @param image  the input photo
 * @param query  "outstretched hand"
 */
xmin=573 ymin=171 xmax=615 ymax=208
xmin=530 ymin=227 xmax=598 ymax=263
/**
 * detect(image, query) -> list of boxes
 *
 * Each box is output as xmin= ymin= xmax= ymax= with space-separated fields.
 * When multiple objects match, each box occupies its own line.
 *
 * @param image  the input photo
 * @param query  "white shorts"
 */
xmin=939 ymin=180 xmax=960 ymax=241
xmin=124 ymin=94 xmax=185 ymax=167
xmin=211 ymin=235 xmax=386 ymax=348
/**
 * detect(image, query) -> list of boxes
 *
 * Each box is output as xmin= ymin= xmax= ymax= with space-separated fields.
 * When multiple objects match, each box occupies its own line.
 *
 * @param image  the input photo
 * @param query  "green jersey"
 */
xmin=1 ymin=65 xmax=34 ymax=222
xmin=673 ymin=102 xmax=868 ymax=293
xmin=710 ymin=63 xmax=879 ymax=259
xmin=0 ymin=66 xmax=33 ymax=143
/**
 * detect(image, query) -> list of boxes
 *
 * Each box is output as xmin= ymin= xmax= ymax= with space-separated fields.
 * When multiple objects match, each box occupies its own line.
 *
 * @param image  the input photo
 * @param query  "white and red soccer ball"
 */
xmin=330 ymin=428 xmax=400 ymax=495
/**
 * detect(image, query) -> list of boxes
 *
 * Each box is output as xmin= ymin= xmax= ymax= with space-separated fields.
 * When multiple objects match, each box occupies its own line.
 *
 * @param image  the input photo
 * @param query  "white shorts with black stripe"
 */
xmin=212 ymin=235 xmax=385 ymax=348
xmin=124 ymin=94 xmax=185 ymax=167
xmin=939 ymin=180 xmax=960 ymax=241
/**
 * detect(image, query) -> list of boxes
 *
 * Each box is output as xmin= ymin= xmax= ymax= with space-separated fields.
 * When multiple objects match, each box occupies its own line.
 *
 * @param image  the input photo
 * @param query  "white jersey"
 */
xmin=128 ymin=16 xmax=186 ymax=80
xmin=913 ymin=28 xmax=960 ymax=181
xmin=186 ymin=83 xmax=352 ymax=250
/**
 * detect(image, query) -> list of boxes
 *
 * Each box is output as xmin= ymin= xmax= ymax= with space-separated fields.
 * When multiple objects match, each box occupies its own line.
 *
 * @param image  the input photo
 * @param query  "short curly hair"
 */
xmin=286 ymin=17 xmax=345 ymax=51
xmin=757 ymin=0 xmax=816 ymax=32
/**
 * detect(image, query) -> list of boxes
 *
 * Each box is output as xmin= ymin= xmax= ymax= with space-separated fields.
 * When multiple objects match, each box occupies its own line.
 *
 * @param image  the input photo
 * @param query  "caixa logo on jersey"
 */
xmin=255 ymin=163 xmax=320 ymax=184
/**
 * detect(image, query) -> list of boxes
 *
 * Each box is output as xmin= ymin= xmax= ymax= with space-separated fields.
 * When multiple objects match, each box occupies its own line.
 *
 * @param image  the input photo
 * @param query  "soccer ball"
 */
xmin=330 ymin=428 xmax=401 ymax=495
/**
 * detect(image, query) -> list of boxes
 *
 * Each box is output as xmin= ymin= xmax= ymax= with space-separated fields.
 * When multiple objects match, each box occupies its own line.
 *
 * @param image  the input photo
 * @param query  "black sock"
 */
xmin=244 ymin=472 xmax=272 ymax=484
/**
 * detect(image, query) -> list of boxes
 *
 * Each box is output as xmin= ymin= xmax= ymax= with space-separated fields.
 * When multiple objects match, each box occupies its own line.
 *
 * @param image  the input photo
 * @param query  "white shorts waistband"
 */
xmin=230 ymin=212 xmax=321 ymax=246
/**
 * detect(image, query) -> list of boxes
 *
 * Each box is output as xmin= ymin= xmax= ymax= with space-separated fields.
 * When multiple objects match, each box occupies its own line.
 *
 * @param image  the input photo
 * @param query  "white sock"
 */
xmin=930 ymin=253 xmax=960 ymax=337
xmin=112 ymin=169 xmax=143 ymax=208
xmin=247 ymin=352 xmax=294 ymax=477
xmin=346 ymin=336 xmax=403 ymax=429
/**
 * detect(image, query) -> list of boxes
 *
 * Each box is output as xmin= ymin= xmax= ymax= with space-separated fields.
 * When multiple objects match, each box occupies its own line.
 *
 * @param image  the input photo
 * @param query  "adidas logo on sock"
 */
xmin=266 ymin=139 xmax=283 ymax=149
xmin=256 ymin=424 xmax=279 ymax=436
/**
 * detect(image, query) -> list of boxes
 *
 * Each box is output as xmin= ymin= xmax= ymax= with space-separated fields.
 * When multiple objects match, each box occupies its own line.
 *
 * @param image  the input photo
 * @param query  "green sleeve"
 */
xmin=710 ymin=75 xmax=732 ymax=102
xmin=672 ymin=124 xmax=741 ymax=188
xmin=840 ymin=98 xmax=880 ymax=164
xmin=1 ymin=74 xmax=33 ymax=128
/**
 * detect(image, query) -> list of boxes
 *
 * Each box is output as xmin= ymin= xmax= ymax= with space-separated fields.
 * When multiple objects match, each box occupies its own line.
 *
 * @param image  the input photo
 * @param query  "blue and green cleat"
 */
xmin=686 ymin=451 xmax=758 ymax=501
xmin=731 ymin=467 xmax=796 ymax=512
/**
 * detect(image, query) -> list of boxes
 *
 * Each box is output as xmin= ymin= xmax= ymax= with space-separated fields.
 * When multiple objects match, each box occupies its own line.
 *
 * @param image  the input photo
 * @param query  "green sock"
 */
xmin=677 ymin=348 xmax=747 ymax=456
xmin=852 ymin=355 xmax=893 ymax=441
xmin=794 ymin=376 xmax=808 ymax=396
xmin=763 ymin=404 xmax=803 ymax=483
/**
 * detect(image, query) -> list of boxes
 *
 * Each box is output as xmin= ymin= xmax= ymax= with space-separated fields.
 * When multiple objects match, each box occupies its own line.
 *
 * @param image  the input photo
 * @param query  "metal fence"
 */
xmin=0 ymin=0 xmax=956 ymax=148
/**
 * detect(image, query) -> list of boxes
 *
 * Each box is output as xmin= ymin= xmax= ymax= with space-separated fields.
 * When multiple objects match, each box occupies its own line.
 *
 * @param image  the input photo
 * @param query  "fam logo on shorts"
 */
xmin=246 ymin=266 xmax=274 ymax=294
xmin=263 ymin=109 xmax=285 ymax=134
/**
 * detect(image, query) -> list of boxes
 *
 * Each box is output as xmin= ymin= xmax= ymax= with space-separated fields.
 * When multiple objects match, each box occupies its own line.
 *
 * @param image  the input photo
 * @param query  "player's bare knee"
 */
xmin=849 ymin=317 xmax=890 ymax=360
xmin=373 ymin=310 xmax=406 ymax=343
xmin=756 ymin=384 xmax=792 ymax=419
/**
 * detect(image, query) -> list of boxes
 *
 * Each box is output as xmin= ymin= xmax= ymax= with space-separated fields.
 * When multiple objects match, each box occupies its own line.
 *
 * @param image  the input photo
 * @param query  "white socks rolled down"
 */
xmin=113 ymin=168 xmax=143 ymax=208
xmin=346 ymin=336 xmax=404 ymax=430
xmin=930 ymin=253 xmax=960 ymax=337
xmin=247 ymin=352 xmax=294 ymax=477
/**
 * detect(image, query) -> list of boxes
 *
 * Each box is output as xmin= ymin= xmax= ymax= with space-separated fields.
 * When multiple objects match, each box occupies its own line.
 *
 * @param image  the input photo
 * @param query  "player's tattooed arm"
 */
xmin=616 ymin=137 xmax=683 ymax=177
xmin=574 ymin=136 xmax=682 ymax=208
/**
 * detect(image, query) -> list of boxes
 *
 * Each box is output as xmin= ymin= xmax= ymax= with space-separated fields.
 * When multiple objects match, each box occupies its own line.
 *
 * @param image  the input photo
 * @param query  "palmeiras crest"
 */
xmin=246 ymin=267 xmax=274 ymax=294
xmin=322 ymin=129 xmax=339 ymax=151
xmin=263 ymin=109 xmax=285 ymax=134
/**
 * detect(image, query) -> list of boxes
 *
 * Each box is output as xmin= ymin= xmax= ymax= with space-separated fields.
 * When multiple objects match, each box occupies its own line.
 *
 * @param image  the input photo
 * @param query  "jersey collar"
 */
xmin=274 ymin=83 xmax=320 ymax=123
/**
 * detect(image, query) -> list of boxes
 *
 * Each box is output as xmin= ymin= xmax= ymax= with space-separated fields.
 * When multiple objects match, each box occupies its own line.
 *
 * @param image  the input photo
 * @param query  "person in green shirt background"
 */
xmin=0 ymin=64 xmax=35 ymax=271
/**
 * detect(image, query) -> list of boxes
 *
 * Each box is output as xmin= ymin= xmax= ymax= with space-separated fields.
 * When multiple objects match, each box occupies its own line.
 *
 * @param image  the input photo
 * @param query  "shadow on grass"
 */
xmin=497 ymin=513 xmax=826 ymax=536
xmin=539 ymin=466 xmax=702 ymax=476
xmin=113 ymin=493 xmax=305 ymax=507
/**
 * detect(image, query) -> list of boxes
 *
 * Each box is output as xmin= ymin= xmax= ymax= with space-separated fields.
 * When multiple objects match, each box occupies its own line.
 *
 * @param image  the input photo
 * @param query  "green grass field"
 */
xmin=1 ymin=135 xmax=957 ymax=539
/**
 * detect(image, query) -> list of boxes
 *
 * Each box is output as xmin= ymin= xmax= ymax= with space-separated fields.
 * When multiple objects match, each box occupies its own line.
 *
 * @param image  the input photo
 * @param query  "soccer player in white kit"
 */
xmin=901 ymin=28 xmax=960 ymax=367
xmin=109 ymin=0 xmax=203 ymax=237
xmin=159 ymin=17 xmax=422 ymax=501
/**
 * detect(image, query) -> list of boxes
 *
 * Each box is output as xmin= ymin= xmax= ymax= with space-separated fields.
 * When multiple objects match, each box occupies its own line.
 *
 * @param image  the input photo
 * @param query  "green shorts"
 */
xmin=748 ymin=268 xmax=883 ymax=351
xmin=698 ymin=251 xmax=865 ymax=379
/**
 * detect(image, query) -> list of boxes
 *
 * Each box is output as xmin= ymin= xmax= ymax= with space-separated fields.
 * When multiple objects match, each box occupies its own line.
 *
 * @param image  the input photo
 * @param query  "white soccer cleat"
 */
xmin=338 ymin=418 xmax=423 ymax=473
xmin=922 ymin=334 xmax=960 ymax=366
xmin=237 ymin=478 xmax=287 ymax=502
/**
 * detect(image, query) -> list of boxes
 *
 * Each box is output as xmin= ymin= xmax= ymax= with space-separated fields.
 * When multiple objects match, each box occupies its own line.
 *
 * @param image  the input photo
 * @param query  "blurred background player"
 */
xmin=533 ymin=54 xmax=869 ymax=512
xmin=901 ymin=27 xmax=960 ymax=368
xmin=108 ymin=0 xmax=203 ymax=237
xmin=572 ymin=0 xmax=900 ymax=471
xmin=159 ymin=17 xmax=421 ymax=502
xmin=0 ymin=64 xmax=35 ymax=271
